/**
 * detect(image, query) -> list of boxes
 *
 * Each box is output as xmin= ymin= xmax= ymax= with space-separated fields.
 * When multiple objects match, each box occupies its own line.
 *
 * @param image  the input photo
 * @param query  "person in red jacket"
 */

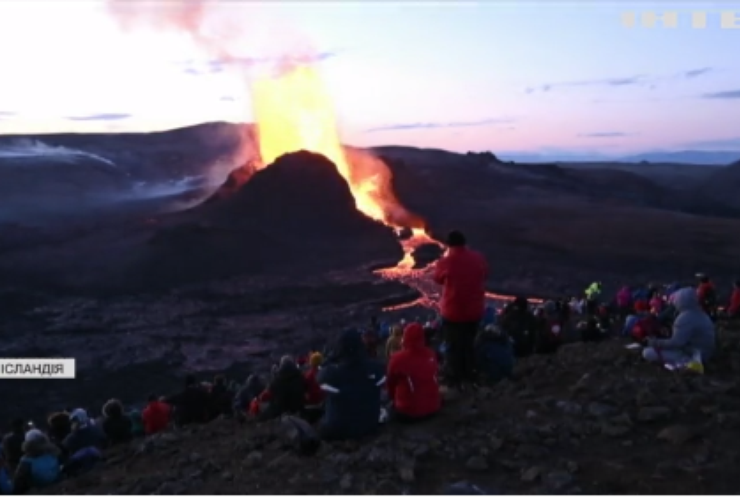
xmin=433 ymin=230 xmax=489 ymax=390
xmin=387 ymin=322 xmax=441 ymax=422
xmin=728 ymin=280 xmax=740 ymax=319
xmin=696 ymin=273 xmax=718 ymax=318
xmin=142 ymin=395 xmax=170 ymax=435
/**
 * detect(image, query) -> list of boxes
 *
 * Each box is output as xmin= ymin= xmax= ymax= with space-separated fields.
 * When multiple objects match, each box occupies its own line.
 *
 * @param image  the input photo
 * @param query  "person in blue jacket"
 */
xmin=317 ymin=329 xmax=386 ymax=441
xmin=475 ymin=324 xmax=515 ymax=384
xmin=12 ymin=430 xmax=60 ymax=494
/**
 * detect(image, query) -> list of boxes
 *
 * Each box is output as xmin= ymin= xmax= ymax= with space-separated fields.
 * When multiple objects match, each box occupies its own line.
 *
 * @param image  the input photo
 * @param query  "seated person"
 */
xmin=535 ymin=303 xmax=564 ymax=354
xmin=12 ymin=430 xmax=60 ymax=494
xmin=642 ymin=288 xmax=715 ymax=366
xmin=101 ymin=399 xmax=133 ymax=445
xmin=46 ymin=413 xmax=71 ymax=449
xmin=623 ymin=300 xmax=651 ymax=336
xmin=501 ymin=297 xmax=537 ymax=358
xmin=362 ymin=328 xmax=380 ymax=359
xmin=317 ymin=329 xmax=385 ymax=441
xmin=142 ymin=395 xmax=171 ymax=435
xmin=386 ymin=323 xmax=441 ymax=422
xmin=254 ymin=356 xmax=306 ymax=421
xmin=62 ymin=409 xmax=106 ymax=457
xmin=234 ymin=375 xmax=264 ymax=418
xmin=475 ymin=324 xmax=515 ymax=383
xmin=385 ymin=325 xmax=404 ymax=360
xmin=207 ymin=375 xmax=234 ymax=420
xmin=165 ymin=375 xmax=210 ymax=426
xmin=303 ymin=352 xmax=326 ymax=424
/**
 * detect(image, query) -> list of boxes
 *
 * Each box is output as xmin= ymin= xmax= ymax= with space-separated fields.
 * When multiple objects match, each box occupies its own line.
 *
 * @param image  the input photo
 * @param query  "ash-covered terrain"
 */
xmin=1 ymin=122 xmax=739 ymax=423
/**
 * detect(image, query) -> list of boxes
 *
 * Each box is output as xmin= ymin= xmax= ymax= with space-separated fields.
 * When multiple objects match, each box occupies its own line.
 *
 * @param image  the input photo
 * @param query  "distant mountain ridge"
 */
xmin=620 ymin=150 xmax=740 ymax=166
xmin=497 ymin=150 xmax=739 ymax=165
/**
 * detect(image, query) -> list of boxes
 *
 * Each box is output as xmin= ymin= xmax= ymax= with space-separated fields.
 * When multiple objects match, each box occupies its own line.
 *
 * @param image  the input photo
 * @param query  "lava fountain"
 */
xmin=251 ymin=62 xmax=421 ymax=230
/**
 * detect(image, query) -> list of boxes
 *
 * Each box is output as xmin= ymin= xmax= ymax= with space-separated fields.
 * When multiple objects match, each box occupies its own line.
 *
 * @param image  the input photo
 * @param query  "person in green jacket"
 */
xmin=584 ymin=282 xmax=602 ymax=315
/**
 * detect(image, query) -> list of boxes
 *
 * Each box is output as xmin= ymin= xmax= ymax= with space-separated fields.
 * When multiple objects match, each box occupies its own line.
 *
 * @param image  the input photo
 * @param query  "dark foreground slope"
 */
xmin=51 ymin=329 xmax=740 ymax=495
xmin=0 ymin=151 xmax=401 ymax=293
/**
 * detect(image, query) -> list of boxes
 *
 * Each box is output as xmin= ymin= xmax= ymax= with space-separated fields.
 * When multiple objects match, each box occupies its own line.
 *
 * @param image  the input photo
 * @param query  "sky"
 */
xmin=0 ymin=0 xmax=738 ymax=156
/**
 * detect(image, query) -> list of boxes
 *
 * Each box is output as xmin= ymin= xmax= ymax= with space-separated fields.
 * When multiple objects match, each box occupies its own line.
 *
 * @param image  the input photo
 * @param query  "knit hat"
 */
xmin=69 ymin=408 xmax=89 ymax=426
xmin=309 ymin=352 xmax=323 ymax=368
xmin=24 ymin=428 xmax=45 ymax=443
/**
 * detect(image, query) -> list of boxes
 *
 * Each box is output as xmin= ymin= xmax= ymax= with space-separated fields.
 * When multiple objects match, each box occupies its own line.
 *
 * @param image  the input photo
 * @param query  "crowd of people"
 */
xmin=1 ymin=230 xmax=738 ymax=493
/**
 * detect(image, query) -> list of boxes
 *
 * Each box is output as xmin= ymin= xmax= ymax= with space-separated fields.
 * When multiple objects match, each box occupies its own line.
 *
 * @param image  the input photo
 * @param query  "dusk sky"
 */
xmin=0 ymin=0 xmax=738 ymax=156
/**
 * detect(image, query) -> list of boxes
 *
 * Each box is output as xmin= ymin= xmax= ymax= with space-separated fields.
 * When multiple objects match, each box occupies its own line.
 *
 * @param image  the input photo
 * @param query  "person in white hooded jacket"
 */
xmin=642 ymin=287 xmax=715 ymax=365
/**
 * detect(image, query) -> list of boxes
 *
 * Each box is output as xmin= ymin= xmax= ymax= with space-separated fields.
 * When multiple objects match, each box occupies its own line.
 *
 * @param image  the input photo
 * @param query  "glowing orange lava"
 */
xmin=251 ymin=63 xmax=409 ymax=226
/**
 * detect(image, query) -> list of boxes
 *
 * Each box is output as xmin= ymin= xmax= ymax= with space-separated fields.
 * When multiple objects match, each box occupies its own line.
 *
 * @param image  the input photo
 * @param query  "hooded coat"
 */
xmin=142 ymin=400 xmax=171 ymax=435
xmin=13 ymin=431 xmax=60 ymax=493
xmin=387 ymin=323 xmax=441 ymax=418
xmin=62 ymin=411 xmax=107 ymax=457
xmin=317 ymin=330 xmax=385 ymax=440
xmin=652 ymin=287 xmax=716 ymax=360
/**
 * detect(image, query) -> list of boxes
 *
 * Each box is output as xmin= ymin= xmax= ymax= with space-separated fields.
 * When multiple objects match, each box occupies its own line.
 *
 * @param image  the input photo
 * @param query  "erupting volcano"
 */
xmin=251 ymin=63 xmax=419 ymax=229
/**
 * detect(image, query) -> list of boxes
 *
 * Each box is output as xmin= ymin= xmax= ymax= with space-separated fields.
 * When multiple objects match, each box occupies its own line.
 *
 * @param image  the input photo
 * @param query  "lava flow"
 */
xmin=105 ymin=1 xmax=534 ymax=310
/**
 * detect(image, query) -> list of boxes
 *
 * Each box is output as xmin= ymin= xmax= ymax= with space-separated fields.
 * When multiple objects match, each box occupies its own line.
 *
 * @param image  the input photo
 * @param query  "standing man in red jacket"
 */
xmin=433 ymin=230 xmax=489 ymax=390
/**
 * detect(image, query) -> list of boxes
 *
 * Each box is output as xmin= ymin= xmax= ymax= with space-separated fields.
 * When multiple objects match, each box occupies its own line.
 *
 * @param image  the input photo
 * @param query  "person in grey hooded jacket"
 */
xmin=642 ymin=287 xmax=715 ymax=365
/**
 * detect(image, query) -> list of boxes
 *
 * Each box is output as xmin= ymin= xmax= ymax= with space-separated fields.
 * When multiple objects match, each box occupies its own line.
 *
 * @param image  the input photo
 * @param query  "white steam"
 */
xmin=0 ymin=139 xmax=117 ymax=168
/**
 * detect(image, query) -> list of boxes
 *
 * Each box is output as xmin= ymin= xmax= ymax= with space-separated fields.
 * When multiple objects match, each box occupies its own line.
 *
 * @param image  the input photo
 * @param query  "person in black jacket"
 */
xmin=208 ymin=375 xmax=234 ymax=420
xmin=101 ymin=399 xmax=133 ymax=445
xmin=258 ymin=357 xmax=306 ymax=421
xmin=317 ymin=329 xmax=385 ymax=441
xmin=1 ymin=419 xmax=25 ymax=471
xmin=166 ymin=375 xmax=209 ymax=426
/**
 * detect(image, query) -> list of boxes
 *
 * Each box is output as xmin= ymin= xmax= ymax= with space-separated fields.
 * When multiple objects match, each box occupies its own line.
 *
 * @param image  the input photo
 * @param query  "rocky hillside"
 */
xmin=51 ymin=330 xmax=740 ymax=495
